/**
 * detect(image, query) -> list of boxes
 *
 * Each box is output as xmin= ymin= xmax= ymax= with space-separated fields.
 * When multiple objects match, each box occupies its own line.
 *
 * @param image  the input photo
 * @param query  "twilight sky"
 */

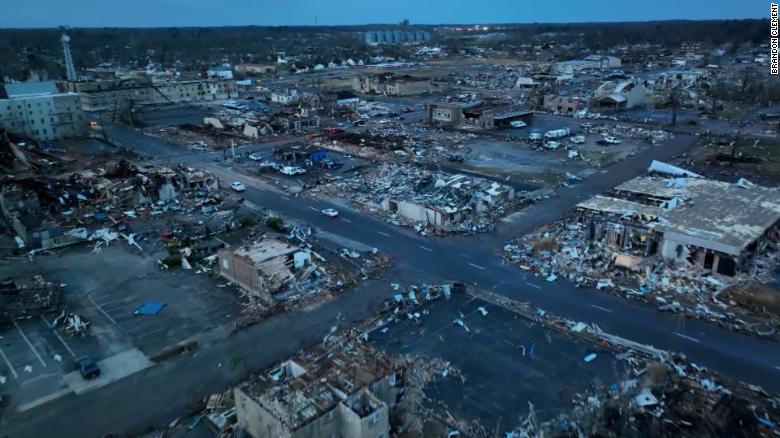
xmin=0 ymin=0 xmax=770 ymax=28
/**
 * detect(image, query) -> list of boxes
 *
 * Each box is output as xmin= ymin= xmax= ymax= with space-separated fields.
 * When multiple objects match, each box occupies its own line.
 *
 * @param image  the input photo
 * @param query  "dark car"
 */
xmin=76 ymin=356 xmax=101 ymax=379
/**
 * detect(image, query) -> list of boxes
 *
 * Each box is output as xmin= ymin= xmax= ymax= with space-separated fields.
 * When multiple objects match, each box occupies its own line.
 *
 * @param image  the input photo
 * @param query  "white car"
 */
xmin=280 ymin=166 xmax=306 ymax=175
xmin=321 ymin=208 xmax=339 ymax=218
xmin=230 ymin=181 xmax=246 ymax=192
xmin=249 ymin=152 xmax=263 ymax=161
xmin=529 ymin=132 xmax=542 ymax=141
xmin=603 ymin=136 xmax=621 ymax=145
xmin=570 ymin=135 xmax=586 ymax=144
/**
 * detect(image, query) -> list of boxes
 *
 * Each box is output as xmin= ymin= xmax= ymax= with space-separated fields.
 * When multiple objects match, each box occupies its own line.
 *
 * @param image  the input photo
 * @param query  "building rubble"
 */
xmin=504 ymin=162 xmax=780 ymax=338
xmin=318 ymin=163 xmax=522 ymax=234
xmin=506 ymin=350 xmax=780 ymax=438
xmin=1 ymin=156 xmax=222 ymax=253
xmin=218 ymin=232 xmax=391 ymax=327
xmin=0 ymin=275 xmax=62 ymax=324
xmin=162 ymin=280 xmax=779 ymax=438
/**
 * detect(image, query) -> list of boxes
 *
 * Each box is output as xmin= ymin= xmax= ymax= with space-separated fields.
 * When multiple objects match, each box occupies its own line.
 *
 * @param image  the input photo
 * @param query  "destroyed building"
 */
xmin=353 ymin=73 xmax=431 ymax=96
xmin=62 ymin=76 xmax=238 ymax=112
xmin=0 ymin=188 xmax=70 ymax=249
xmin=234 ymin=340 xmax=399 ymax=438
xmin=324 ymin=164 xmax=517 ymax=234
xmin=576 ymin=164 xmax=780 ymax=277
xmin=1 ymin=160 xmax=221 ymax=250
xmin=218 ymin=237 xmax=327 ymax=305
xmin=591 ymin=78 xmax=647 ymax=110
xmin=424 ymin=99 xmax=532 ymax=129
xmin=0 ymin=276 xmax=61 ymax=324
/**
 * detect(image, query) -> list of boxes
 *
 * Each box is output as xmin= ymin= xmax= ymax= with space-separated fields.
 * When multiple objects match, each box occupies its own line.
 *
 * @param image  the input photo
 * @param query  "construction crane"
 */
xmin=59 ymin=26 xmax=76 ymax=81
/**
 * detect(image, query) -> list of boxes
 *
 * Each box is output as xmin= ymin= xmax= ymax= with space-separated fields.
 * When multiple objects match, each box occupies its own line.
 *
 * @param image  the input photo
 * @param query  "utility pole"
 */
xmin=231 ymin=139 xmax=236 ymax=160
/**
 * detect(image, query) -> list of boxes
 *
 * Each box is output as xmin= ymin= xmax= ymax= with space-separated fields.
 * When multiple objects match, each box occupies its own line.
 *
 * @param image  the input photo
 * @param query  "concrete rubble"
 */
xmin=319 ymin=163 xmax=523 ymax=234
xmin=504 ymin=163 xmax=780 ymax=338
xmin=0 ymin=275 xmax=62 ymax=324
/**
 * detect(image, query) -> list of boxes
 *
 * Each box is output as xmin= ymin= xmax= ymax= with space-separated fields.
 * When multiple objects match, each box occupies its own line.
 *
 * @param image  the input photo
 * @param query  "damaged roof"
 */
xmin=233 ymin=239 xmax=299 ymax=265
xmin=578 ymin=176 xmax=780 ymax=256
xmin=237 ymin=340 xmax=398 ymax=431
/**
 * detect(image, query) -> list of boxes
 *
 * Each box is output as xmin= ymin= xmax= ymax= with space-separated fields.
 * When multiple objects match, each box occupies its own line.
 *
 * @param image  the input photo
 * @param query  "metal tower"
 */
xmin=60 ymin=27 xmax=76 ymax=81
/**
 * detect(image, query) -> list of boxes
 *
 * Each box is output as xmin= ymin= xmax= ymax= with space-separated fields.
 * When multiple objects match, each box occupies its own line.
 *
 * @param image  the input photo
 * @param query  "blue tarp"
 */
xmin=134 ymin=301 xmax=167 ymax=316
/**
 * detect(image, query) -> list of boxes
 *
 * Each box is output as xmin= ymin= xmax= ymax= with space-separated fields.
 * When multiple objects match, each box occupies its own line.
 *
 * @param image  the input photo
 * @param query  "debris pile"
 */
xmin=2 ymin=158 xmax=223 ymax=253
xmin=582 ymin=122 xmax=673 ymax=144
xmin=508 ymin=351 xmax=780 ymax=438
xmin=504 ymin=219 xmax=780 ymax=337
xmin=320 ymin=163 xmax=520 ymax=234
xmin=222 ymin=233 xmax=392 ymax=327
xmin=0 ymin=275 xmax=62 ymax=324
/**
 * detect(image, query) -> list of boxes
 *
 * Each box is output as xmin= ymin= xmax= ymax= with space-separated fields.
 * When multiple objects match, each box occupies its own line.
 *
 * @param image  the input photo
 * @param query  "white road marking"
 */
xmin=418 ymin=245 xmax=434 ymax=252
xmin=340 ymin=218 xmax=352 ymax=223
xmin=40 ymin=315 xmax=76 ymax=358
xmin=775 ymin=366 xmax=780 ymax=371
xmin=467 ymin=262 xmax=486 ymax=270
xmin=591 ymin=304 xmax=613 ymax=313
xmin=281 ymin=196 xmax=291 ymax=201
xmin=377 ymin=231 xmax=391 ymax=237
xmin=524 ymin=282 xmax=542 ymax=290
xmin=460 ymin=253 xmax=472 ymax=259
xmin=674 ymin=332 xmax=701 ymax=343
xmin=86 ymin=294 xmax=118 ymax=325
xmin=0 ymin=346 xmax=18 ymax=378
xmin=308 ymin=206 xmax=319 ymax=212
xmin=14 ymin=321 xmax=46 ymax=367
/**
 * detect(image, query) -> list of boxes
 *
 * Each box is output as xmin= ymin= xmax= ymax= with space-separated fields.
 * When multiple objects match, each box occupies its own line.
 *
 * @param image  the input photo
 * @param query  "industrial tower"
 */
xmin=60 ymin=26 xmax=76 ymax=81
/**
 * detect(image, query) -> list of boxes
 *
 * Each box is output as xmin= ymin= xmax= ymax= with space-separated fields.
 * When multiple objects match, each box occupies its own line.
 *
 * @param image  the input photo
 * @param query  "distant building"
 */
xmin=0 ymin=81 xmax=86 ymax=141
xmin=680 ymin=41 xmax=705 ymax=52
xmin=271 ymin=89 xmax=300 ymax=105
xmin=63 ymin=77 xmax=237 ymax=112
xmin=543 ymin=93 xmax=587 ymax=114
xmin=553 ymin=55 xmax=621 ymax=75
xmin=353 ymin=73 xmax=431 ymax=96
xmin=236 ymin=63 xmax=277 ymax=76
xmin=425 ymin=99 xmax=532 ymax=129
xmin=206 ymin=66 xmax=234 ymax=80
xmin=362 ymin=29 xmax=431 ymax=45
xmin=591 ymin=78 xmax=647 ymax=110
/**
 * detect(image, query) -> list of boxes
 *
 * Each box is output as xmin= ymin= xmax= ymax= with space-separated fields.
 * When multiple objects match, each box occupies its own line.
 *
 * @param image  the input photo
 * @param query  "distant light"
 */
xmin=483 ymin=26 xmax=489 ymax=31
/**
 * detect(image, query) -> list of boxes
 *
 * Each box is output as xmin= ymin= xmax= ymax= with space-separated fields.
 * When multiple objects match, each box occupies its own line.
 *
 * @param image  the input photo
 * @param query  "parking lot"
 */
xmin=0 ymin=240 xmax=242 ymax=413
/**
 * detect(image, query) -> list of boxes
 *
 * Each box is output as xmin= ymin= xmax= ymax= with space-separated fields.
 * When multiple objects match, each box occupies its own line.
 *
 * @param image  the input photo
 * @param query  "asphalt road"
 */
xmin=4 ymin=122 xmax=778 ymax=437
xmin=103 ymin=121 xmax=780 ymax=389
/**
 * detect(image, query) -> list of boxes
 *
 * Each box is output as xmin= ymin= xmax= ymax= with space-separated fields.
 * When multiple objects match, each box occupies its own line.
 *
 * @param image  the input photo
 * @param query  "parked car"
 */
xmin=597 ymin=136 xmax=622 ymax=145
xmin=259 ymin=161 xmax=280 ymax=171
xmin=230 ymin=181 xmax=246 ymax=192
xmin=321 ymin=208 xmax=339 ymax=218
xmin=529 ymin=132 xmax=542 ymax=141
xmin=76 ymin=356 xmax=101 ymax=380
xmin=280 ymin=166 xmax=306 ymax=175
xmin=249 ymin=152 xmax=263 ymax=161
xmin=544 ymin=128 xmax=571 ymax=139
xmin=570 ymin=135 xmax=586 ymax=144
xmin=448 ymin=155 xmax=465 ymax=163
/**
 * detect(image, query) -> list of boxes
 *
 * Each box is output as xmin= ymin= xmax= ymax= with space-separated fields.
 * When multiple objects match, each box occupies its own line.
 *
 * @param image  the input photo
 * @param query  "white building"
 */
xmin=207 ymin=66 xmax=234 ymax=80
xmin=271 ymin=89 xmax=299 ymax=105
xmin=0 ymin=81 xmax=86 ymax=141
